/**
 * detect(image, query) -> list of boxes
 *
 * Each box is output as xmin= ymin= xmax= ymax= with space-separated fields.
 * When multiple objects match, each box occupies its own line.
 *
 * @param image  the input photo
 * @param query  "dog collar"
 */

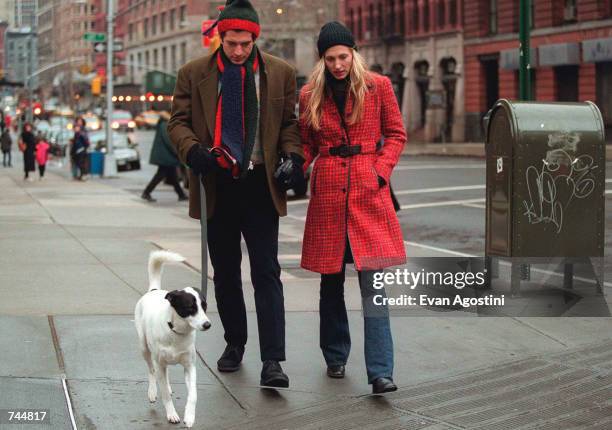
xmin=167 ymin=321 xmax=188 ymax=336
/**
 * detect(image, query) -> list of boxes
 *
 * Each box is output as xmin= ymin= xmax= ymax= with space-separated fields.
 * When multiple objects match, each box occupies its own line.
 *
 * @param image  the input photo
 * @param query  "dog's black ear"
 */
xmin=165 ymin=290 xmax=178 ymax=304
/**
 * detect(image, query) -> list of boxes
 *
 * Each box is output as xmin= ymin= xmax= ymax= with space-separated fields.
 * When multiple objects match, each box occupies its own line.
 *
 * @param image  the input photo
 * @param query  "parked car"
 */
xmin=134 ymin=110 xmax=161 ymax=129
xmin=82 ymin=113 xmax=102 ymax=131
xmin=110 ymin=110 xmax=136 ymax=132
xmin=88 ymin=130 xmax=141 ymax=171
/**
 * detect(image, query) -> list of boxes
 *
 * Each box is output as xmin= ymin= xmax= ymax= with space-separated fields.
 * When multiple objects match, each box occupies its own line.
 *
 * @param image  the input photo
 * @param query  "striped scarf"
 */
xmin=213 ymin=47 xmax=260 ymax=178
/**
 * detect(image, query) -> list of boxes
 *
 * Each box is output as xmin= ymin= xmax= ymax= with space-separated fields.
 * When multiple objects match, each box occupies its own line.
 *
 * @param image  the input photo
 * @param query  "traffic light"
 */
xmin=91 ymin=77 xmax=102 ymax=96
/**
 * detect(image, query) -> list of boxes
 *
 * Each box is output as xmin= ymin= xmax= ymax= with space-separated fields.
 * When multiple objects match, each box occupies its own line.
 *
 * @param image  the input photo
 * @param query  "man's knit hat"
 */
xmin=317 ymin=21 xmax=356 ymax=57
xmin=217 ymin=0 xmax=260 ymax=39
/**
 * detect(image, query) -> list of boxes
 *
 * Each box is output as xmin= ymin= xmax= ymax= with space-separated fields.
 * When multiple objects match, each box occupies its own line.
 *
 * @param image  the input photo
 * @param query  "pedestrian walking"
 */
xmin=71 ymin=122 xmax=90 ymax=181
xmin=35 ymin=135 xmax=50 ymax=180
xmin=19 ymin=123 xmax=37 ymax=181
xmin=1 ymin=128 xmax=12 ymax=167
xmin=299 ymin=22 xmax=406 ymax=393
xmin=141 ymin=111 xmax=188 ymax=202
xmin=168 ymin=0 xmax=304 ymax=388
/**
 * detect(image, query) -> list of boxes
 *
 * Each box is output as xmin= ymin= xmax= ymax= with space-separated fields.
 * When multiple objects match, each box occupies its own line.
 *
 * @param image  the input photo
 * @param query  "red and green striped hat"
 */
xmin=217 ymin=0 xmax=260 ymax=39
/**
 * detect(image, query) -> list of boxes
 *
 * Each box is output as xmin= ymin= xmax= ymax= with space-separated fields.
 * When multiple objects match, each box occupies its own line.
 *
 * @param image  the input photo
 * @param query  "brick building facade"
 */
xmin=464 ymin=0 xmax=612 ymax=141
xmin=341 ymin=0 xmax=465 ymax=142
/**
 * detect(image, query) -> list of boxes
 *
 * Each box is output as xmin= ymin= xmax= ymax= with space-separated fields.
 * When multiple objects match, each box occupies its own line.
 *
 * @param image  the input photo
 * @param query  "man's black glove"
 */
xmin=186 ymin=145 xmax=218 ymax=176
xmin=274 ymin=152 xmax=305 ymax=192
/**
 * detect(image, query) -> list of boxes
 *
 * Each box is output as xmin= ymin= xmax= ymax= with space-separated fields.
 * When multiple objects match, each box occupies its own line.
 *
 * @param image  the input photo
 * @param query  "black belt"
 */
xmin=325 ymin=144 xmax=362 ymax=158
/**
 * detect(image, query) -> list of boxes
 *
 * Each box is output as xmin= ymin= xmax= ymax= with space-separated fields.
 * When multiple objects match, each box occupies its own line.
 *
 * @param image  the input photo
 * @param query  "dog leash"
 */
xmin=199 ymin=175 xmax=208 ymax=300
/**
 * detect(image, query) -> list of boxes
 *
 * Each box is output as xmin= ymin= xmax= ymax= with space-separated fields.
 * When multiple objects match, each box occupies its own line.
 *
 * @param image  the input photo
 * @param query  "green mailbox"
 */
xmin=485 ymin=100 xmax=605 ymax=259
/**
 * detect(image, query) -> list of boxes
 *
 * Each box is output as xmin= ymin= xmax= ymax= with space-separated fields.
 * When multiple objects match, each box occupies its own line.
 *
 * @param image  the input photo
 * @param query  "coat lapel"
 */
xmin=197 ymin=55 xmax=219 ymax=143
xmin=259 ymin=52 xmax=269 ymax=148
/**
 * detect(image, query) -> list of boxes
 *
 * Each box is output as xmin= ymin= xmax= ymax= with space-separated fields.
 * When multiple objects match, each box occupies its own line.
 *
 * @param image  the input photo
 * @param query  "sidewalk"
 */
xmin=404 ymin=142 xmax=612 ymax=161
xmin=1 ymin=160 xmax=611 ymax=429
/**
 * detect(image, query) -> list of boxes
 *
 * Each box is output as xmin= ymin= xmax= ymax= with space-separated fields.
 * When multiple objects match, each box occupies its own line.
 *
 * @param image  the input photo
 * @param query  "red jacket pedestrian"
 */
xmin=298 ymin=21 xmax=406 ymax=393
xmin=299 ymin=52 xmax=406 ymax=275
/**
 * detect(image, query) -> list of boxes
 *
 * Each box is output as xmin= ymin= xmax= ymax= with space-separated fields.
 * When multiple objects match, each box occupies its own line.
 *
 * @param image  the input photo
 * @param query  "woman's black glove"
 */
xmin=186 ymin=145 xmax=218 ymax=176
xmin=377 ymin=175 xmax=387 ymax=188
xmin=274 ymin=152 xmax=305 ymax=192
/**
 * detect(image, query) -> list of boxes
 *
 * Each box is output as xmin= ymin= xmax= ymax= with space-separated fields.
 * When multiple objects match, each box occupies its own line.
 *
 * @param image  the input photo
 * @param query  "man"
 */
xmin=168 ymin=0 xmax=304 ymax=388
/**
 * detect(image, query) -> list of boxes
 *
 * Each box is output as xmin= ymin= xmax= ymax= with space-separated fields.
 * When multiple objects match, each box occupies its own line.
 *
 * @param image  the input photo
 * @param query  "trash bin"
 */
xmin=485 ymin=99 xmax=605 ymax=258
xmin=89 ymin=151 xmax=104 ymax=176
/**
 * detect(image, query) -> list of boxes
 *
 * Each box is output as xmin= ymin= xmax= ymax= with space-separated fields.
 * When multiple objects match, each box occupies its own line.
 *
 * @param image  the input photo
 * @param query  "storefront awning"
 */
xmin=583 ymin=37 xmax=612 ymax=63
xmin=500 ymin=48 xmax=538 ymax=70
xmin=538 ymin=43 xmax=580 ymax=67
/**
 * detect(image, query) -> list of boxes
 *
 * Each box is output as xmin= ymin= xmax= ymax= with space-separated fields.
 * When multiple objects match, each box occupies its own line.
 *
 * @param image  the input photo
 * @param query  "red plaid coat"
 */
xmin=299 ymin=73 xmax=407 ymax=274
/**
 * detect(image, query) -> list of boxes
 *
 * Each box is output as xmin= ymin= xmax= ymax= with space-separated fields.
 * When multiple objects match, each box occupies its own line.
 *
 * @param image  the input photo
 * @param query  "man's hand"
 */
xmin=274 ymin=152 xmax=305 ymax=192
xmin=186 ymin=145 xmax=218 ymax=176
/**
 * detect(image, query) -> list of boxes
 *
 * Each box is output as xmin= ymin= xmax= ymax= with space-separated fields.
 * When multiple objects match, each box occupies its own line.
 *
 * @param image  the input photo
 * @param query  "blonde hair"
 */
xmin=302 ymin=48 xmax=372 ymax=131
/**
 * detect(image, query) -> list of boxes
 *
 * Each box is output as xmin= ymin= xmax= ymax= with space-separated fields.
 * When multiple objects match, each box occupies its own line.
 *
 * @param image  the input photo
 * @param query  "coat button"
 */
xmin=342 ymin=188 xmax=346 ymax=193
xmin=341 ymin=162 xmax=347 ymax=167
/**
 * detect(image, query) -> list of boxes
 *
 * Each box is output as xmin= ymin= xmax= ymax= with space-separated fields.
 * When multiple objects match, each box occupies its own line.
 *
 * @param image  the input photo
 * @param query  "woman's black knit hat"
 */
xmin=317 ymin=21 xmax=356 ymax=57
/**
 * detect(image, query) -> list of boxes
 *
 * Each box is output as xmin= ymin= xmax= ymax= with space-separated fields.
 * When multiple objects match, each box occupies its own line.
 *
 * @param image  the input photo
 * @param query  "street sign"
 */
xmin=83 ymin=32 xmax=106 ymax=43
xmin=93 ymin=41 xmax=124 ymax=53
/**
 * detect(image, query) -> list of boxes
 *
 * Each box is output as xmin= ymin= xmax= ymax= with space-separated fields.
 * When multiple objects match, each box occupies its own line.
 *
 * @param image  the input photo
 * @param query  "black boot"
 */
xmin=260 ymin=360 xmax=289 ymax=388
xmin=372 ymin=377 xmax=397 ymax=394
xmin=141 ymin=192 xmax=156 ymax=202
xmin=326 ymin=365 xmax=345 ymax=379
xmin=217 ymin=345 xmax=244 ymax=372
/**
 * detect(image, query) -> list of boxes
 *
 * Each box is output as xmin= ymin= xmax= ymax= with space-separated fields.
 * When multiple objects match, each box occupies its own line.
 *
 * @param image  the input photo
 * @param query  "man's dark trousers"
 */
xmin=207 ymin=165 xmax=285 ymax=362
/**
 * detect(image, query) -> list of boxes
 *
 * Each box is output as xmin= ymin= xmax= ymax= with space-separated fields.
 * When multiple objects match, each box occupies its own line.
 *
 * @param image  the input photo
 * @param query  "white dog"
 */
xmin=135 ymin=250 xmax=211 ymax=427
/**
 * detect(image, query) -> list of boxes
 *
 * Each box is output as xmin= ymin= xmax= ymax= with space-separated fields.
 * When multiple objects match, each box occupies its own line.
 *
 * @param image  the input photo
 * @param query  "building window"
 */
xmin=399 ymin=0 xmax=405 ymax=34
xmin=563 ymin=0 xmax=577 ymax=22
xmin=367 ymin=4 xmax=374 ymax=32
xmin=423 ymin=1 xmax=430 ymax=32
xmin=450 ymin=0 xmax=457 ymax=26
xmin=162 ymin=46 xmax=167 ymax=71
xmin=171 ymin=45 xmax=177 ymax=72
xmin=144 ymin=18 xmax=149 ymax=38
xmin=128 ymin=23 xmax=133 ymax=41
xmin=489 ymin=0 xmax=498 ymax=35
xmin=153 ymin=48 xmax=158 ymax=67
xmin=181 ymin=42 xmax=187 ymax=65
xmin=387 ymin=0 xmax=395 ymax=35
xmin=378 ymin=2 xmax=384 ymax=37
xmin=170 ymin=9 xmax=175 ymax=31
xmin=357 ymin=7 xmax=363 ymax=39
xmin=152 ymin=15 xmax=157 ymax=35
xmin=348 ymin=8 xmax=355 ymax=35
xmin=161 ymin=12 xmax=166 ymax=33
xmin=413 ymin=0 xmax=419 ymax=32
xmin=180 ymin=5 xmax=186 ymax=25
xmin=438 ymin=0 xmax=445 ymax=28
xmin=145 ymin=50 xmax=150 ymax=68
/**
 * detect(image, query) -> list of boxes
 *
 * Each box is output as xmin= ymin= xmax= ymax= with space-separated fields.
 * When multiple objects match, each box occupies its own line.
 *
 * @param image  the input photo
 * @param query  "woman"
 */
xmin=19 ymin=123 xmax=37 ymax=180
xmin=141 ymin=111 xmax=188 ymax=202
xmin=299 ymin=22 xmax=406 ymax=394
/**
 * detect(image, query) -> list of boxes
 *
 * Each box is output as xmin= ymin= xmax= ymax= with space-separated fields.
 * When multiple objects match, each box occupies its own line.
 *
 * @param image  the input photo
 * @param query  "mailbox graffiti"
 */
xmin=522 ymin=148 xmax=598 ymax=234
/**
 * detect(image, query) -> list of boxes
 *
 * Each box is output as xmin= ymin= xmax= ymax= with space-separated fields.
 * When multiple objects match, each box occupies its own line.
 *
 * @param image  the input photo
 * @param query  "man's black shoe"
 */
xmin=217 ymin=345 xmax=244 ymax=372
xmin=372 ymin=377 xmax=397 ymax=394
xmin=326 ymin=365 xmax=345 ymax=379
xmin=260 ymin=360 xmax=289 ymax=388
xmin=178 ymin=195 xmax=188 ymax=201
xmin=141 ymin=192 xmax=156 ymax=202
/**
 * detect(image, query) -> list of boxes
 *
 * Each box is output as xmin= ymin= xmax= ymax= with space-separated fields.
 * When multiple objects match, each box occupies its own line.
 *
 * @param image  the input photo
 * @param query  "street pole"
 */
xmin=519 ymin=0 xmax=532 ymax=101
xmin=103 ymin=0 xmax=117 ymax=177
